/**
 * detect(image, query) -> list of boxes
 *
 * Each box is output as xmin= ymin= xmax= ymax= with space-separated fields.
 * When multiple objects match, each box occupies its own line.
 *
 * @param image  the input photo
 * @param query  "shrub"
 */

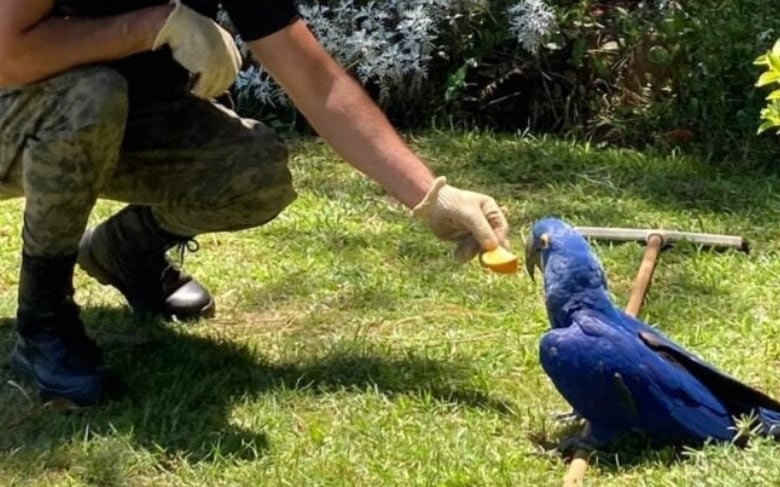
xmin=461 ymin=0 xmax=780 ymax=165
xmin=225 ymin=1 xmax=780 ymax=166
xmin=227 ymin=0 xmax=558 ymax=130
xmin=617 ymin=0 xmax=780 ymax=164
xmin=754 ymin=39 xmax=780 ymax=136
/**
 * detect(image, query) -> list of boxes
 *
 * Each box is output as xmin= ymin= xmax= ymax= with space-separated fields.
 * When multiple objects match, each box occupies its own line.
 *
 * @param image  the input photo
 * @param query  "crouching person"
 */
xmin=0 ymin=1 xmax=510 ymax=406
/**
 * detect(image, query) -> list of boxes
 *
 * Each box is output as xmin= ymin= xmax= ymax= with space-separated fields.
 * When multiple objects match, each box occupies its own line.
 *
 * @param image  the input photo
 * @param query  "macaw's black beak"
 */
xmin=524 ymin=236 xmax=542 ymax=282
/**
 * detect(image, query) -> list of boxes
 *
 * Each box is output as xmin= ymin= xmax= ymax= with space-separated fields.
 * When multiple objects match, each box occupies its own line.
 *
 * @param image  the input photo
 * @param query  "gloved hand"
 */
xmin=412 ymin=176 xmax=510 ymax=262
xmin=152 ymin=0 xmax=242 ymax=99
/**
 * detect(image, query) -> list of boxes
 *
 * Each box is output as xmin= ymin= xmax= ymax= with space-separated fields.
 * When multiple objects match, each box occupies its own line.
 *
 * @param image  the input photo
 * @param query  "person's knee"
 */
xmin=220 ymin=149 xmax=297 ymax=229
xmin=237 ymin=126 xmax=296 ymax=214
xmin=154 ymin=127 xmax=297 ymax=236
xmin=261 ymin=126 xmax=289 ymax=167
xmin=223 ymin=124 xmax=295 ymax=206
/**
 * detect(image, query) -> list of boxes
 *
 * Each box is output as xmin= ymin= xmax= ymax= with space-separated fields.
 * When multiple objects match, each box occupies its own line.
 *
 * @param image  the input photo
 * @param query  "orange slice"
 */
xmin=479 ymin=246 xmax=518 ymax=274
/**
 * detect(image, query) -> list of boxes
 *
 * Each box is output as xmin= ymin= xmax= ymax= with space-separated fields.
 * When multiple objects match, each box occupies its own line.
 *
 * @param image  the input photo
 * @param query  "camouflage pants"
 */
xmin=0 ymin=66 xmax=297 ymax=257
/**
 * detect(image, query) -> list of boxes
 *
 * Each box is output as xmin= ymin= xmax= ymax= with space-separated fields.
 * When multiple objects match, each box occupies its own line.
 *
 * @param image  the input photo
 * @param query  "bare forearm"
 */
xmin=288 ymin=68 xmax=434 ymax=208
xmin=0 ymin=7 xmax=171 ymax=88
xmin=250 ymin=22 xmax=434 ymax=209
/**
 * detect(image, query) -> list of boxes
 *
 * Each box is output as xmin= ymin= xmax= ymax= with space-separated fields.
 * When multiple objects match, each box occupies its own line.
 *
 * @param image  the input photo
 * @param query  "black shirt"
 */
xmin=52 ymin=0 xmax=299 ymax=99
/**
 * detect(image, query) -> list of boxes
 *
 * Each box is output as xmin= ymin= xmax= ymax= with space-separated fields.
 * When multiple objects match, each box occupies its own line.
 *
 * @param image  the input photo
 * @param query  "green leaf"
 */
xmin=773 ymin=38 xmax=780 ymax=56
xmin=769 ymin=53 xmax=780 ymax=73
xmin=766 ymin=89 xmax=780 ymax=101
xmin=756 ymin=70 xmax=780 ymax=87
xmin=754 ymin=53 xmax=769 ymax=66
xmin=757 ymin=120 xmax=775 ymax=135
xmin=591 ymin=55 xmax=608 ymax=77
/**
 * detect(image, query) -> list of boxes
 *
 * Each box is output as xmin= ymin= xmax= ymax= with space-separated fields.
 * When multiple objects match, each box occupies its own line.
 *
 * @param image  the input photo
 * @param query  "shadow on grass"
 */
xmin=0 ymin=307 xmax=514 ymax=466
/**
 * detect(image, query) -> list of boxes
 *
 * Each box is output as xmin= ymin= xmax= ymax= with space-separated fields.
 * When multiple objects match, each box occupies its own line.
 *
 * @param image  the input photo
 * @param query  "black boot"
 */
xmin=8 ymin=253 xmax=124 ymax=406
xmin=77 ymin=205 xmax=214 ymax=321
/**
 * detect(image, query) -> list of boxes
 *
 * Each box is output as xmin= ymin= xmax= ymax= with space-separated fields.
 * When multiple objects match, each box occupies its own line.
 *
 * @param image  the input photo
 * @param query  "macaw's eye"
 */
xmin=540 ymin=233 xmax=551 ymax=249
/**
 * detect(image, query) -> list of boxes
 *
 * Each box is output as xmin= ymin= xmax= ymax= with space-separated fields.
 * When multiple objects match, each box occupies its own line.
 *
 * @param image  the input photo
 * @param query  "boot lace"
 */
xmin=158 ymin=238 xmax=200 ymax=289
xmin=173 ymin=239 xmax=200 ymax=269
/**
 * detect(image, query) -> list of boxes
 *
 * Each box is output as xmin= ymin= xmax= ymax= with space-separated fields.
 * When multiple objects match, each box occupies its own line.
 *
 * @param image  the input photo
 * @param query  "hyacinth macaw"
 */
xmin=524 ymin=217 xmax=780 ymax=449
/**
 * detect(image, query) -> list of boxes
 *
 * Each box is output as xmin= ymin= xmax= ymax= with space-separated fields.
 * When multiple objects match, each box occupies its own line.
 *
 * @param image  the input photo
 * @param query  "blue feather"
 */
xmin=529 ymin=217 xmax=780 ymax=448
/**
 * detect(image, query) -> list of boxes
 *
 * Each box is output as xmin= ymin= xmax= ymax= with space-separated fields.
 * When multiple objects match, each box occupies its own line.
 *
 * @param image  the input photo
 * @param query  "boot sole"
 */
xmin=158 ymin=297 xmax=216 ymax=322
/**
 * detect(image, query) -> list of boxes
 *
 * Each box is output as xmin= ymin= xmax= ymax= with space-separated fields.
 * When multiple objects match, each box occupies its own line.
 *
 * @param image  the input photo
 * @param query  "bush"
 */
xmin=227 ymin=0 xmax=558 ymax=131
xmin=613 ymin=0 xmax=780 ymax=164
xmin=457 ymin=0 xmax=780 ymax=165
xmin=755 ymin=39 xmax=780 ymax=136
xmin=226 ymin=1 xmax=780 ymax=166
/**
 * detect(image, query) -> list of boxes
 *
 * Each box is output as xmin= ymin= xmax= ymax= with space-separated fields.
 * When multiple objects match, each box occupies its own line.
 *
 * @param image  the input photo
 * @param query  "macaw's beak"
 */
xmin=524 ymin=236 xmax=542 ymax=282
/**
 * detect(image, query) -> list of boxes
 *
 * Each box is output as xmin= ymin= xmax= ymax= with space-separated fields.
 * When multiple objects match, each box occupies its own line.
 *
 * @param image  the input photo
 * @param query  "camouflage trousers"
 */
xmin=0 ymin=66 xmax=297 ymax=257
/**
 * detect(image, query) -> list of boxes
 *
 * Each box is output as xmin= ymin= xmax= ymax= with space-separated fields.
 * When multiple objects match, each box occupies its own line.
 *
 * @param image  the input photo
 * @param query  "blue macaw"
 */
xmin=524 ymin=217 xmax=780 ymax=449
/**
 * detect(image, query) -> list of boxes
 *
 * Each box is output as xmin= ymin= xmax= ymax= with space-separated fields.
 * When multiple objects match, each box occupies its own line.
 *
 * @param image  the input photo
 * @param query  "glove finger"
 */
xmin=198 ymin=58 xmax=236 ymax=98
xmin=454 ymin=236 xmax=481 ymax=263
xmin=482 ymin=198 xmax=510 ymax=248
xmin=217 ymin=28 xmax=243 ymax=78
xmin=463 ymin=198 xmax=505 ymax=251
xmin=227 ymin=33 xmax=243 ymax=69
xmin=213 ymin=57 xmax=240 ymax=97
xmin=193 ymin=68 xmax=227 ymax=99
xmin=190 ymin=61 xmax=219 ymax=98
xmin=191 ymin=79 xmax=207 ymax=99
xmin=192 ymin=77 xmax=216 ymax=99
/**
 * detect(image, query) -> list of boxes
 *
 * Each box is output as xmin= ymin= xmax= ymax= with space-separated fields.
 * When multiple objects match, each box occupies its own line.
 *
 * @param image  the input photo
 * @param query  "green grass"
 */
xmin=2 ymin=131 xmax=780 ymax=486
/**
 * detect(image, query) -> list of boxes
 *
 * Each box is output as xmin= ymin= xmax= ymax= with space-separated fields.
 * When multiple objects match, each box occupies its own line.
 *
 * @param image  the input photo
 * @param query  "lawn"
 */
xmin=2 ymin=131 xmax=780 ymax=486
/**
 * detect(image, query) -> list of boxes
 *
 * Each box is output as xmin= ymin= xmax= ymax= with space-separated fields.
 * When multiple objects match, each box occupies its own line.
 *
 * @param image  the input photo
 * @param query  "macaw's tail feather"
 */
xmin=758 ymin=408 xmax=780 ymax=440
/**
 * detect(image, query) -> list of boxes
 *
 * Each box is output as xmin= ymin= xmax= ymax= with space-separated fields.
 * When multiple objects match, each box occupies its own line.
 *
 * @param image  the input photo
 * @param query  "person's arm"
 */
xmin=0 ymin=0 xmax=172 ymax=88
xmin=249 ymin=20 xmax=510 ymax=260
xmin=247 ymin=20 xmax=433 ymax=209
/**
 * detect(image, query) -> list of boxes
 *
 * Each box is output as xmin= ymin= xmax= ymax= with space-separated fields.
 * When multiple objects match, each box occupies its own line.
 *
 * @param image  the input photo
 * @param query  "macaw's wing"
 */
xmin=542 ymin=308 xmax=737 ymax=444
xmin=539 ymin=317 xmax=642 ymax=446
xmin=617 ymin=310 xmax=780 ymax=413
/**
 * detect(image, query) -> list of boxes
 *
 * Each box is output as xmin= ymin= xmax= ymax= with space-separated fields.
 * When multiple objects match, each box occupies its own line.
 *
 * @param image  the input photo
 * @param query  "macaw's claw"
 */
xmin=552 ymin=409 xmax=583 ymax=424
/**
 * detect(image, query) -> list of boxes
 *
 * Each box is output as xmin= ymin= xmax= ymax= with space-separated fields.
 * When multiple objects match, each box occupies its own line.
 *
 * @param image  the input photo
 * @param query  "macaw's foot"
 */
xmin=557 ymin=435 xmax=598 ymax=457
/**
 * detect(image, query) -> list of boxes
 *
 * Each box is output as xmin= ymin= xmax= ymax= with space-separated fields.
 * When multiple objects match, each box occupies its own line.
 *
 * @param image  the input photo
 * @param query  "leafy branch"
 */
xmin=754 ymin=39 xmax=780 ymax=136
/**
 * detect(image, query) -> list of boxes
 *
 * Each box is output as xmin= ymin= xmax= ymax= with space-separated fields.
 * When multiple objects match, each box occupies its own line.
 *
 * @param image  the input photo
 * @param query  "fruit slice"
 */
xmin=479 ymin=246 xmax=518 ymax=274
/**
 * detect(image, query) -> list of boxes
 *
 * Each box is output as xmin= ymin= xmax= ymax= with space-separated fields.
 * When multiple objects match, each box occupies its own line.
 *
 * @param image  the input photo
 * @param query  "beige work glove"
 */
xmin=412 ymin=176 xmax=510 ymax=262
xmin=152 ymin=0 xmax=242 ymax=99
